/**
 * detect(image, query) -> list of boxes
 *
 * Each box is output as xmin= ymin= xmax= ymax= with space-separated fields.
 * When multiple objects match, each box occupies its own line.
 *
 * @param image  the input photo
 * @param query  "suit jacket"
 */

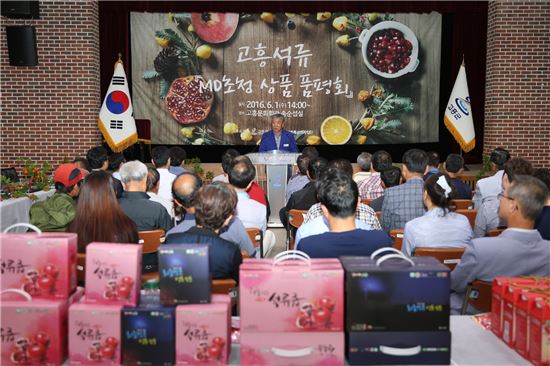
xmin=279 ymin=181 xmax=318 ymax=228
xmin=473 ymin=170 xmax=504 ymax=208
xmin=381 ymin=177 xmax=425 ymax=232
xmin=259 ymin=129 xmax=298 ymax=152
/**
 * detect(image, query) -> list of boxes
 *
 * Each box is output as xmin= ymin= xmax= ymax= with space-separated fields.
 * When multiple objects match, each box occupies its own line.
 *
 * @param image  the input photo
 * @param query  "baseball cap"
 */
xmin=53 ymin=163 xmax=84 ymax=187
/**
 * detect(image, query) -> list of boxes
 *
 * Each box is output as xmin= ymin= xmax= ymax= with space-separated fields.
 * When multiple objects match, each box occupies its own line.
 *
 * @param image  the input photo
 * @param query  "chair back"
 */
xmin=462 ymin=280 xmax=492 ymax=314
xmin=459 ymin=176 xmax=477 ymax=191
xmin=77 ymin=253 xmax=86 ymax=285
xmin=389 ymin=229 xmax=404 ymax=251
xmin=212 ymin=278 xmax=237 ymax=294
xmin=450 ymin=199 xmax=473 ymax=210
xmin=487 ymin=228 xmax=505 ymax=237
xmin=288 ymin=209 xmax=307 ymax=229
xmin=361 ymin=198 xmax=372 ymax=206
xmin=138 ymin=229 xmax=165 ymax=254
xmin=376 ymin=211 xmax=381 ymax=222
xmin=414 ymin=247 xmax=465 ymax=270
xmin=246 ymin=227 xmax=263 ymax=258
xmin=455 ymin=209 xmax=477 ymax=229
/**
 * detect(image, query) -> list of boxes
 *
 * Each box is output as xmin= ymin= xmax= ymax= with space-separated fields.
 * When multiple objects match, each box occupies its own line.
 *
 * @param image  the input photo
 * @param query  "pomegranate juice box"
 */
xmin=1 ymin=299 xmax=67 ymax=365
xmin=211 ymin=294 xmax=231 ymax=357
xmin=240 ymin=259 xmax=344 ymax=333
xmin=175 ymin=303 xmax=229 ymax=365
xmin=515 ymin=292 xmax=549 ymax=357
xmin=68 ymin=303 xmax=122 ymax=365
xmin=528 ymin=298 xmax=550 ymax=366
xmin=492 ymin=277 xmax=536 ymax=337
xmin=84 ymin=243 xmax=142 ymax=307
xmin=158 ymin=244 xmax=210 ymax=305
xmin=0 ymin=232 xmax=77 ymax=299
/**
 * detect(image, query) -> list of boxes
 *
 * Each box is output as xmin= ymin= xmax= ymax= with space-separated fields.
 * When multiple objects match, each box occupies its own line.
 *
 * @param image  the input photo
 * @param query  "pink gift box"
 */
xmin=240 ymin=258 xmax=344 ymax=333
xmin=0 ymin=232 xmax=77 ymax=299
xmin=68 ymin=303 xmax=122 ymax=365
xmin=175 ymin=303 xmax=229 ymax=365
xmin=211 ymin=294 xmax=231 ymax=357
xmin=84 ymin=243 xmax=142 ymax=306
xmin=241 ymin=331 xmax=344 ymax=366
xmin=1 ymin=298 xmax=68 ymax=365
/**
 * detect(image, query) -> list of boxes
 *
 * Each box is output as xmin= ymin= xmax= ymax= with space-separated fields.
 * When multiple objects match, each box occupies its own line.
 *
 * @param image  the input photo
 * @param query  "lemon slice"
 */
xmin=320 ymin=115 xmax=352 ymax=145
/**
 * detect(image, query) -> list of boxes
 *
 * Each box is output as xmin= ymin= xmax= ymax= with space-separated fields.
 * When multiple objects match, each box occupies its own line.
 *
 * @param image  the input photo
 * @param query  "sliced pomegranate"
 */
xmin=165 ymin=75 xmax=214 ymax=125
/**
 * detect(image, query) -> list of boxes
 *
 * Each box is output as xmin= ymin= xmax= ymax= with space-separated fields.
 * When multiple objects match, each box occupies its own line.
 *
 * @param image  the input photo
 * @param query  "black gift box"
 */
xmin=342 ymin=256 xmax=450 ymax=332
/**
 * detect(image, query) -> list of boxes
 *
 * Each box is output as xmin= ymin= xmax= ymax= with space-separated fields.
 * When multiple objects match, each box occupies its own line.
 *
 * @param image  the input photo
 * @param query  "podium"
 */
xmin=247 ymin=151 xmax=300 ymax=227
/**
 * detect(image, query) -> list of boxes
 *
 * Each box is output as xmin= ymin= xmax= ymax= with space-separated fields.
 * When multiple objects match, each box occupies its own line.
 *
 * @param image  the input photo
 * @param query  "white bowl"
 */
xmin=359 ymin=21 xmax=419 ymax=79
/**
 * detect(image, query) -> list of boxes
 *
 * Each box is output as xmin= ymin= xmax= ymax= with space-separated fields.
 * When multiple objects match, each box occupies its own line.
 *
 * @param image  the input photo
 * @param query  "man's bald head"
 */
xmin=172 ymin=172 xmax=202 ymax=209
xmin=228 ymin=156 xmax=255 ymax=190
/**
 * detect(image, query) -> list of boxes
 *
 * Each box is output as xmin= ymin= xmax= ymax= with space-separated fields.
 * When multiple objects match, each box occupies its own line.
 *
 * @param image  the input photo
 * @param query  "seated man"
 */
xmin=368 ymin=167 xmax=401 ymax=212
xmin=443 ymin=153 xmax=472 ymax=199
xmin=168 ymin=146 xmax=187 ymax=176
xmin=151 ymin=146 xmax=176 ymax=202
xmin=168 ymin=173 xmax=256 ymax=257
xmin=358 ymin=150 xmax=393 ymax=199
xmin=353 ymin=152 xmax=372 ymax=184
xmin=213 ymin=148 xmax=239 ymax=183
xmin=473 ymin=147 xmax=510 ymax=208
xmin=30 ymin=163 xmax=85 ymax=232
xmin=451 ymin=175 xmax=550 ymax=314
xmin=146 ymin=167 xmax=175 ymax=218
xmin=165 ymin=182 xmax=243 ymax=282
xmin=533 ymin=168 xmax=550 ymax=239
xmin=381 ymin=149 xmax=428 ymax=232
xmin=86 ymin=146 xmax=109 ymax=171
xmin=424 ymin=151 xmax=440 ymax=180
xmin=474 ymin=158 xmax=532 ymax=237
xmin=285 ymin=154 xmax=310 ymax=203
xmin=299 ymin=169 xmax=392 ymax=258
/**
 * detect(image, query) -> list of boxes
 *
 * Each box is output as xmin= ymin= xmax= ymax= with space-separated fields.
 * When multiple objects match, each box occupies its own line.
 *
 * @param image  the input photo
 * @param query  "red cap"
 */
xmin=53 ymin=163 xmax=84 ymax=187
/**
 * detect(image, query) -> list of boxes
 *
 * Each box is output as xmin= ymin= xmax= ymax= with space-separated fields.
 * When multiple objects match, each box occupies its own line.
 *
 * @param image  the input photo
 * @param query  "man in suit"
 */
xmin=472 ymin=147 xmax=510 ymax=208
xmin=381 ymin=149 xmax=428 ymax=232
xmin=451 ymin=175 xmax=550 ymax=314
xmin=259 ymin=113 xmax=298 ymax=153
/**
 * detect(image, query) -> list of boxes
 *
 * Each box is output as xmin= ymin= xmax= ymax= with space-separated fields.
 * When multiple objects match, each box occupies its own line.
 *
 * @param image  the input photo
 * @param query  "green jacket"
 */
xmin=29 ymin=192 xmax=76 ymax=232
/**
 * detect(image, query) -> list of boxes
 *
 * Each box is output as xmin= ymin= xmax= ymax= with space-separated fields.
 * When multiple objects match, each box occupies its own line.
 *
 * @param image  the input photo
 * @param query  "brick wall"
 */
xmin=484 ymin=1 xmax=550 ymax=168
xmin=0 ymin=0 xmax=101 ymax=170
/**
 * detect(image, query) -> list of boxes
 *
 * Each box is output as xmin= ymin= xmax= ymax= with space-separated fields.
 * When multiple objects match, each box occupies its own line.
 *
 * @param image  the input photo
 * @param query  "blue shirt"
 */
xmin=169 ymin=166 xmax=187 ymax=176
xmin=286 ymin=174 xmax=309 ymax=203
xmin=535 ymin=206 xmax=550 ymax=240
xmin=298 ymin=229 xmax=393 ymax=258
xmin=295 ymin=216 xmax=374 ymax=249
xmin=259 ymin=129 xmax=298 ymax=152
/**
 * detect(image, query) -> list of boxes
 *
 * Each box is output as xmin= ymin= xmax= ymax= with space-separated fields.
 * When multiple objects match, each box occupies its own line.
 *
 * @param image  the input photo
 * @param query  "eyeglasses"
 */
xmin=497 ymin=193 xmax=514 ymax=201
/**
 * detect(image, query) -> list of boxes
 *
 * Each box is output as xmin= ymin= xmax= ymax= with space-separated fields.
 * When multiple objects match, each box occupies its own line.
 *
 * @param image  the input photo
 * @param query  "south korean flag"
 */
xmin=98 ymin=57 xmax=137 ymax=152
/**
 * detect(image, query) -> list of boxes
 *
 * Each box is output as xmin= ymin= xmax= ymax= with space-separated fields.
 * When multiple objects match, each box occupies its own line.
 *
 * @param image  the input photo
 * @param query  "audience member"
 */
xmin=402 ymin=173 xmax=473 ymax=256
xmin=86 ymin=146 xmax=109 ymax=171
xmin=213 ymin=149 xmax=240 ymax=183
xmin=381 ymin=149 xmax=427 ymax=232
xmin=234 ymin=155 xmax=268 ymax=207
xmin=146 ymin=167 xmax=175 ymax=219
xmin=285 ymin=154 xmax=310 ymax=203
xmin=472 ymin=147 xmax=510 ymax=208
xmin=151 ymin=146 xmax=177 ymax=202
xmin=368 ymin=167 xmax=402 ymax=212
xmin=169 ymin=146 xmax=187 ymax=176
xmin=474 ymin=157 xmax=533 ymax=237
xmin=533 ymin=168 xmax=550 ymax=239
xmin=68 ymin=171 xmax=138 ymax=254
xmin=354 ymin=152 xmax=372 ymax=184
xmin=73 ymin=157 xmax=90 ymax=172
xmin=298 ymin=169 xmax=392 ymax=258
xmin=443 ymin=153 xmax=472 ymax=199
xmin=30 ymin=163 xmax=85 ymax=232
xmin=451 ymin=175 xmax=550 ymax=314
xmin=164 ymin=182 xmax=243 ymax=281
xmin=167 ymin=173 xmax=256 ymax=256
xmin=358 ymin=150 xmax=393 ymax=199
xmin=301 ymin=146 xmax=319 ymax=160
xmin=108 ymin=153 xmax=125 ymax=180
xmin=424 ymin=151 xmax=440 ymax=180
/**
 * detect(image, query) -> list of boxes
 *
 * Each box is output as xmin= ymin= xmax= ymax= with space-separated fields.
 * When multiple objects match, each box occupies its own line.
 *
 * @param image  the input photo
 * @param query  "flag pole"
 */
xmin=459 ymin=54 xmax=465 ymax=158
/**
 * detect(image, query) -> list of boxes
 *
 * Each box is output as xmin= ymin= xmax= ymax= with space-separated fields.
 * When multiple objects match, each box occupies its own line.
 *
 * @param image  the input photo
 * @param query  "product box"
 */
xmin=212 ymin=294 xmax=231 ymax=357
xmin=240 ymin=258 xmax=344 ymax=332
xmin=121 ymin=306 xmax=175 ymax=366
xmin=240 ymin=332 xmax=344 ymax=366
xmin=491 ymin=277 xmax=537 ymax=337
xmin=514 ymin=291 xmax=549 ymax=357
xmin=1 ymin=299 xmax=67 ymax=365
xmin=346 ymin=331 xmax=451 ymax=365
xmin=342 ymin=256 xmax=449 ymax=332
xmin=158 ymin=244 xmax=210 ymax=305
xmin=68 ymin=303 xmax=123 ymax=365
xmin=528 ymin=298 xmax=550 ymax=366
xmin=175 ymin=303 xmax=229 ymax=365
xmin=0 ymin=232 xmax=77 ymax=299
xmin=85 ymin=243 xmax=142 ymax=307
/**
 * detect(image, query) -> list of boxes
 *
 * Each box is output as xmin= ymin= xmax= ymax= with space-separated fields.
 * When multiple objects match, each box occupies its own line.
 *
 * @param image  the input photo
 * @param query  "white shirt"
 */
xmin=352 ymin=171 xmax=372 ymax=184
xmin=473 ymin=170 xmax=504 ymax=208
xmin=236 ymin=191 xmax=266 ymax=233
xmin=402 ymin=207 xmax=473 ymax=256
xmin=295 ymin=215 xmax=373 ymax=249
xmin=147 ymin=192 xmax=175 ymax=218
xmin=212 ymin=174 xmax=228 ymax=183
xmin=157 ymin=168 xmax=176 ymax=202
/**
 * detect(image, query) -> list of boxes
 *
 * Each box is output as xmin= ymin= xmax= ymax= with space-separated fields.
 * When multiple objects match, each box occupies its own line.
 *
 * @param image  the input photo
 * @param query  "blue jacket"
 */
xmin=259 ymin=129 xmax=298 ymax=153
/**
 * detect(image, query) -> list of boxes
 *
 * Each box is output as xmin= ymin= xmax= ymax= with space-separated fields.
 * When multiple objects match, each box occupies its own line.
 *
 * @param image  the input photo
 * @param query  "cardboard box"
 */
xmin=342 ymin=256 xmax=449 ymax=332
xmin=514 ymin=291 xmax=549 ymax=357
xmin=158 ymin=244 xmax=210 ymax=305
xmin=347 ymin=331 xmax=451 ymax=365
xmin=68 ymin=303 xmax=122 ymax=365
xmin=528 ymin=298 xmax=550 ymax=366
xmin=0 ymin=232 xmax=77 ymax=299
xmin=84 ymin=243 xmax=142 ymax=306
xmin=491 ymin=277 xmax=537 ymax=337
xmin=121 ymin=306 xmax=175 ymax=366
xmin=240 ymin=332 xmax=344 ymax=366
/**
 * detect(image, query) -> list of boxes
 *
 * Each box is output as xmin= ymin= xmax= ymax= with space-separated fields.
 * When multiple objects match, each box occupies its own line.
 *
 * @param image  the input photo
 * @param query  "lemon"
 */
xmin=196 ymin=45 xmax=212 ymax=59
xmin=316 ymin=12 xmax=332 ymax=22
xmin=155 ymin=36 xmax=170 ymax=48
xmin=223 ymin=122 xmax=239 ymax=134
xmin=306 ymin=135 xmax=321 ymax=145
xmin=355 ymin=135 xmax=368 ymax=144
xmin=260 ymin=12 xmax=275 ymax=23
xmin=187 ymin=24 xmax=195 ymax=33
xmin=320 ymin=115 xmax=352 ymax=145
xmin=240 ymin=129 xmax=253 ymax=142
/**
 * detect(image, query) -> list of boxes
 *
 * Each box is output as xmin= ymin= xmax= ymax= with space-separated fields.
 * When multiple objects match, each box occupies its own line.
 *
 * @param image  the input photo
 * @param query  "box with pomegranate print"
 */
xmin=175 ymin=303 xmax=229 ymax=365
xmin=0 ymin=232 xmax=77 ymax=299
xmin=84 ymin=243 xmax=142 ymax=307
xmin=240 ymin=331 xmax=344 ymax=366
xmin=1 ymin=298 xmax=67 ymax=365
xmin=529 ymin=297 xmax=550 ymax=366
xmin=514 ymin=291 xmax=549 ymax=358
xmin=239 ymin=255 xmax=344 ymax=333
xmin=211 ymin=294 xmax=231 ymax=358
